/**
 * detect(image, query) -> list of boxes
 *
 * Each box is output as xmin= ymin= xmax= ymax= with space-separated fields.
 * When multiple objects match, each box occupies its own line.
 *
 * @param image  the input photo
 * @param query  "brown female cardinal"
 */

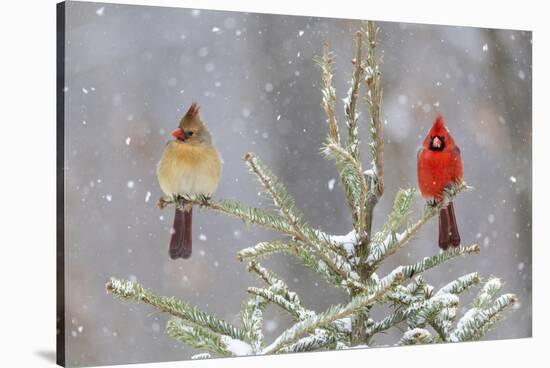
xmin=417 ymin=115 xmax=463 ymax=250
xmin=157 ymin=103 xmax=221 ymax=259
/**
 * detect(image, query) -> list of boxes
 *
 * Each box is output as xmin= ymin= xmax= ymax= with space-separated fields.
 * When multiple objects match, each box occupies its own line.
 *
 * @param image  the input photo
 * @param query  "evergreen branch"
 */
xmin=166 ymin=319 xmax=232 ymax=357
xmin=243 ymin=153 xmax=300 ymax=224
xmin=473 ymin=277 xmax=503 ymax=309
xmin=247 ymin=264 xmax=351 ymax=338
xmin=432 ymin=307 xmax=457 ymax=342
xmin=241 ymin=296 xmax=267 ymax=352
xmin=368 ymin=181 xmax=472 ymax=266
xmin=317 ymin=41 xmax=363 ymax=226
xmin=244 ymin=152 xmax=354 ymax=281
xmin=247 ymin=262 xmax=308 ymax=314
xmin=316 ymin=42 xmax=340 ymax=144
xmin=398 ymin=328 xmax=434 ymax=345
xmin=323 ymin=142 xmax=369 ymax=238
xmin=367 ymin=292 xmax=458 ymax=339
xmin=176 ymin=196 xmax=350 ymax=284
xmin=345 ymin=31 xmax=365 ymax=160
xmin=298 ymin=249 xmax=344 ymax=286
xmin=261 ymin=268 xmax=404 ymax=354
xmin=238 ymin=240 xmax=291 ymax=261
xmin=366 ymin=307 xmax=409 ymax=337
xmin=239 ymin=239 xmax=348 ymax=290
xmin=288 ymin=240 xmax=345 ymax=287
xmin=248 ymin=287 xmax=305 ymax=321
xmin=295 ymin=227 xmax=355 ymax=282
xmin=408 ymin=293 xmax=459 ymax=327
xmin=191 ymin=353 xmax=212 ymax=360
xmin=106 ymin=277 xmax=245 ymax=341
xmin=405 ymin=275 xmax=430 ymax=299
xmin=363 ymin=20 xmax=384 ymax=198
xmin=372 ymin=188 xmax=416 ymax=244
xmin=436 ymin=272 xmax=481 ymax=296
xmin=279 ymin=329 xmax=338 ymax=353
xmin=451 ymin=293 xmax=517 ymax=342
xmin=386 ymin=286 xmax=422 ymax=306
xmin=247 ymin=267 xmax=349 ymax=342
xmin=247 ymin=261 xmax=282 ymax=287
xmin=167 ymin=195 xmax=295 ymax=235
xmin=399 ymin=244 xmax=480 ymax=279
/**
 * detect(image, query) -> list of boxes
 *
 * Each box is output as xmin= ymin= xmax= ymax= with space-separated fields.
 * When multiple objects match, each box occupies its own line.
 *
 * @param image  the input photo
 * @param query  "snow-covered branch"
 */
xmin=262 ymin=268 xmax=404 ymax=354
xmin=451 ymin=278 xmax=517 ymax=342
xmin=368 ymin=181 xmax=472 ymax=267
xmin=106 ymin=278 xmax=245 ymax=341
xmin=364 ymin=21 xmax=384 ymax=199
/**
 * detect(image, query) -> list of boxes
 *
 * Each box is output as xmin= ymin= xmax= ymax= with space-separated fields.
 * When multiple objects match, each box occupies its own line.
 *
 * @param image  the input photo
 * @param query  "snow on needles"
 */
xmin=221 ymin=336 xmax=253 ymax=356
xmin=329 ymin=230 xmax=359 ymax=257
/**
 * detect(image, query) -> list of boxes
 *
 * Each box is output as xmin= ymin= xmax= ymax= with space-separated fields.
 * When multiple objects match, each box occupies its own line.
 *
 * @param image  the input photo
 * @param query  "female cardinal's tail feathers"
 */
xmin=169 ymin=207 xmax=193 ymax=259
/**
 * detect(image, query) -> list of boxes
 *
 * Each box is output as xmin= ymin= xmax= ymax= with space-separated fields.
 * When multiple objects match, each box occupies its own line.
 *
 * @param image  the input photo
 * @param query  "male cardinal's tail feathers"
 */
xmin=438 ymin=202 xmax=460 ymax=249
xmin=438 ymin=207 xmax=451 ymax=250
xmin=448 ymin=202 xmax=461 ymax=247
xmin=169 ymin=207 xmax=192 ymax=259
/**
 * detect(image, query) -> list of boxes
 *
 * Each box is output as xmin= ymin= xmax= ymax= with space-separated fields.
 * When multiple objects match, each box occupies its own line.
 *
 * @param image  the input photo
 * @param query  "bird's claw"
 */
xmin=200 ymin=195 xmax=212 ymax=206
xmin=157 ymin=197 xmax=169 ymax=209
xmin=427 ymin=199 xmax=438 ymax=208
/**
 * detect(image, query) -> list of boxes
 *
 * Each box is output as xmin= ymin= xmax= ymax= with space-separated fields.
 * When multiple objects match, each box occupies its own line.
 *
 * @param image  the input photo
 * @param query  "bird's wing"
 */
xmin=416 ymin=146 xmax=423 ymax=160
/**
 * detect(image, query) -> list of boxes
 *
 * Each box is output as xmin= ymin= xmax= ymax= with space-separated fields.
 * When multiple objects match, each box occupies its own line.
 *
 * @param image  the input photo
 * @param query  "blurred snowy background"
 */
xmin=62 ymin=1 xmax=531 ymax=366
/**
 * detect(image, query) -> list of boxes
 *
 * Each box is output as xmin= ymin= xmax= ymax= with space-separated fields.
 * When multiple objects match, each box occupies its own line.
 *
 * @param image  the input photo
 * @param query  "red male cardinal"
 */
xmin=157 ymin=103 xmax=222 ymax=259
xmin=417 ymin=115 xmax=463 ymax=249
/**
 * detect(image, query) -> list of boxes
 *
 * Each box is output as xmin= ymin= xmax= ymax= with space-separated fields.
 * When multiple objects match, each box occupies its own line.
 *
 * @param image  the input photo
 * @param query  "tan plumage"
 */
xmin=157 ymin=141 xmax=221 ymax=197
xmin=157 ymin=103 xmax=221 ymax=259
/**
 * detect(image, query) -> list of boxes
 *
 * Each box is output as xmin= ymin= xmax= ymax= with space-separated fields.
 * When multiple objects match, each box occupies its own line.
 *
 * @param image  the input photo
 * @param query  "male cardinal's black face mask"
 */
xmin=429 ymin=135 xmax=446 ymax=151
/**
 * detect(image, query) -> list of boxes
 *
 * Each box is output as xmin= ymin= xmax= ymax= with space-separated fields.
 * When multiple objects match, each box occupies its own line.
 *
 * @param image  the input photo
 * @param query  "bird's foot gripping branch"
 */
xmin=107 ymin=21 xmax=516 ymax=358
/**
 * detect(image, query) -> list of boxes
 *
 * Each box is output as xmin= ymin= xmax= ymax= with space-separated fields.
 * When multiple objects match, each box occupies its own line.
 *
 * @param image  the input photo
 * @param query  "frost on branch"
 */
xmin=106 ymin=20 xmax=517 ymax=359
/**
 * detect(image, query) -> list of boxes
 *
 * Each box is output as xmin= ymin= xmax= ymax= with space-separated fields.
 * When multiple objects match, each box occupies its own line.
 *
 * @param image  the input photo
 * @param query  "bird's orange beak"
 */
xmin=171 ymin=127 xmax=184 ymax=140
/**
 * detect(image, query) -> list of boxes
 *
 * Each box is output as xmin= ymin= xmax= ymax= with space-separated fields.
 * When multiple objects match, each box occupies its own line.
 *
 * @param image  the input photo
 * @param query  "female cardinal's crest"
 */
xmin=186 ymin=102 xmax=200 ymax=118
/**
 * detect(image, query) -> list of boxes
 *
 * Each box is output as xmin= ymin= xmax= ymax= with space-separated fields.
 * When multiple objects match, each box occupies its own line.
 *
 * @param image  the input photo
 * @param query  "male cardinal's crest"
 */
xmin=417 ymin=115 xmax=463 ymax=249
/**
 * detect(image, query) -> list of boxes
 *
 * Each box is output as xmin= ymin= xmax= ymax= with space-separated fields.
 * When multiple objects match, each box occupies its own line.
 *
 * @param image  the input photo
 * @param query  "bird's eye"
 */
xmin=185 ymin=131 xmax=194 ymax=138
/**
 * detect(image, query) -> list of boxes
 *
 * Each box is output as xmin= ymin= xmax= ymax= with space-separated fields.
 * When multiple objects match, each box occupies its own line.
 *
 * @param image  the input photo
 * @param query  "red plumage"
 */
xmin=417 ymin=115 xmax=463 ymax=249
